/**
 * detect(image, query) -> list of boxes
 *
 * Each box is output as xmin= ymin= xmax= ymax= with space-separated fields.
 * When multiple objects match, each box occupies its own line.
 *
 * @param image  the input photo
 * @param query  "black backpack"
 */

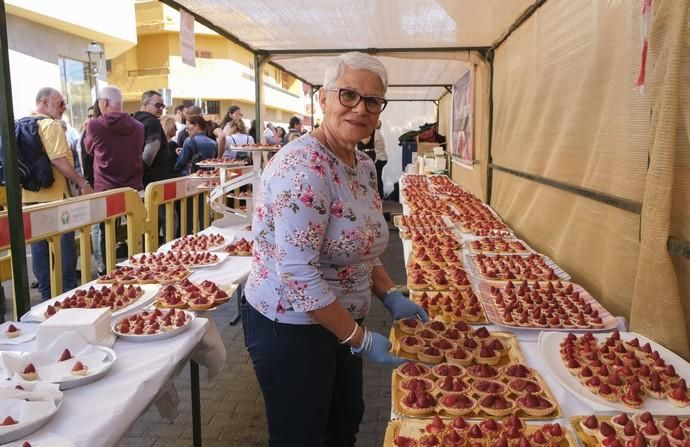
xmin=0 ymin=116 xmax=55 ymax=191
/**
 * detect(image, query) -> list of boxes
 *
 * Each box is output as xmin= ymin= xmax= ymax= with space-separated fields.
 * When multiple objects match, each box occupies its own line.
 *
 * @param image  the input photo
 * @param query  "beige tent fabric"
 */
xmin=491 ymin=0 xmax=650 ymax=202
xmin=491 ymin=171 xmax=640 ymax=320
xmin=629 ymin=0 xmax=689 ymax=358
xmin=485 ymin=0 xmax=649 ymax=320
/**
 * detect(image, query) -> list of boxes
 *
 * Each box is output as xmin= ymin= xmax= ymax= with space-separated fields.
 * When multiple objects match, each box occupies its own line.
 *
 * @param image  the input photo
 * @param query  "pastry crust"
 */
xmin=417 ymin=347 xmax=444 ymax=364
xmin=439 ymin=395 xmax=476 ymax=416
xmin=479 ymin=396 xmax=516 ymax=417
xmin=516 ymin=394 xmax=556 ymax=417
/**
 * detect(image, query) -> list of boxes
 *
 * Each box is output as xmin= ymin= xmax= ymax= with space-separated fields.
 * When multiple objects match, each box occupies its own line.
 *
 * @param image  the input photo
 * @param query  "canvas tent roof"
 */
xmin=164 ymin=0 xmax=538 ymax=99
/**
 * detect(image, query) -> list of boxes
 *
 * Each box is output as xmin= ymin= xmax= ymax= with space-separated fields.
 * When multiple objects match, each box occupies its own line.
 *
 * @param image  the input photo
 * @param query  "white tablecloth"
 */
xmin=0 ymin=319 xmax=208 ymax=447
xmin=1 ymin=220 xmax=257 ymax=446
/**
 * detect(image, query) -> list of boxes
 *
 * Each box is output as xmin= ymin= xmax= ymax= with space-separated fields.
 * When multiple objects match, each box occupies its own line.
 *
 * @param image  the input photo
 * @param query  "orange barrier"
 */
xmin=143 ymin=176 xmax=214 ymax=252
xmin=0 ymin=188 xmax=146 ymax=317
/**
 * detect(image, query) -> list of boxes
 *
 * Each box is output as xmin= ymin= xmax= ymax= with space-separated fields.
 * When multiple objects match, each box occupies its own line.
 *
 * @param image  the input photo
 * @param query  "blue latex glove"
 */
xmin=382 ymin=290 xmax=429 ymax=322
xmin=352 ymin=329 xmax=406 ymax=366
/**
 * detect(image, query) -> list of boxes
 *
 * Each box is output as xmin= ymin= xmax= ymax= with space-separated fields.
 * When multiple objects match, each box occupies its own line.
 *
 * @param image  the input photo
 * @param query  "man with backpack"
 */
xmin=23 ymin=87 xmax=93 ymax=301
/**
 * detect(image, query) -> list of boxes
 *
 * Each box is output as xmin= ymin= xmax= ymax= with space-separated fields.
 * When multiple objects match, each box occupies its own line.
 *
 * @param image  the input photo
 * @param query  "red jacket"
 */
xmin=85 ymin=112 xmax=145 ymax=192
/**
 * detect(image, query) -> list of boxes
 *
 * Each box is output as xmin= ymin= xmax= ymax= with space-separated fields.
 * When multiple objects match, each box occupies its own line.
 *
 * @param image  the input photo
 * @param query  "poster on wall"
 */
xmin=451 ymin=68 xmax=474 ymax=167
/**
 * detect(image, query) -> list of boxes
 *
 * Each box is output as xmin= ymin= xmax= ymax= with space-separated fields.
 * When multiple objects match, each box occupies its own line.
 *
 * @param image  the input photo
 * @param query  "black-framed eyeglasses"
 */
xmin=153 ymin=103 xmax=166 ymax=109
xmin=327 ymin=88 xmax=388 ymax=113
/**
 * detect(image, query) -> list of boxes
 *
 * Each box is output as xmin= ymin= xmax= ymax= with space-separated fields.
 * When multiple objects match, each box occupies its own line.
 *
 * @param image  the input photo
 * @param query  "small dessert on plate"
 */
xmin=396 ymin=362 xmax=431 ymax=380
xmin=400 ymin=389 xmax=437 ymax=416
xmin=20 ymin=363 xmax=37 ymax=381
xmin=479 ymin=394 xmax=515 ymax=417
xmin=440 ymin=394 xmax=476 ymax=416
xmin=58 ymin=348 xmax=72 ymax=362
xmin=516 ymin=393 xmax=556 ymax=417
xmin=5 ymin=323 xmax=20 ymax=338
xmin=71 ymin=361 xmax=88 ymax=376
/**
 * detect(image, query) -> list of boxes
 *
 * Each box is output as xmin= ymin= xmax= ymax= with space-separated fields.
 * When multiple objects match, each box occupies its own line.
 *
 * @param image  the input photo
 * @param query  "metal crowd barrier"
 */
xmin=0 ymin=188 xmax=146 ymax=318
xmin=143 ymin=176 xmax=214 ymax=252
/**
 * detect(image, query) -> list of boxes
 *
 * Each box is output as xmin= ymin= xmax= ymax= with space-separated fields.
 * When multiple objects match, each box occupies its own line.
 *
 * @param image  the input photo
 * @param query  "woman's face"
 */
xmin=319 ymin=67 xmax=384 ymax=147
xmin=187 ymin=123 xmax=199 ymax=136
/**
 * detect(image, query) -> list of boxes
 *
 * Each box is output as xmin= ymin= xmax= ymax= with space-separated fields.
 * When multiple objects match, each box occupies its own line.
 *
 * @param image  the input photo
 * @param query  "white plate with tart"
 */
xmin=0 ymin=333 xmax=116 ymax=390
xmin=112 ymin=308 xmax=195 ymax=342
xmin=539 ymin=330 xmax=690 ymax=414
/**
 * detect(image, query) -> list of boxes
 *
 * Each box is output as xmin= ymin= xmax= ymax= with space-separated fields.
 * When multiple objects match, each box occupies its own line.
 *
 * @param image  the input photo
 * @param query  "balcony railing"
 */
xmin=128 ymin=67 xmax=170 ymax=77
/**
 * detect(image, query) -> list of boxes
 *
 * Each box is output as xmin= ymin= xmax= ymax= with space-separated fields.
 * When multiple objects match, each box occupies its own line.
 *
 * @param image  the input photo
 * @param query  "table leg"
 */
xmin=229 ymin=283 xmax=242 ymax=326
xmin=190 ymin=360 xmax=202 ymax=447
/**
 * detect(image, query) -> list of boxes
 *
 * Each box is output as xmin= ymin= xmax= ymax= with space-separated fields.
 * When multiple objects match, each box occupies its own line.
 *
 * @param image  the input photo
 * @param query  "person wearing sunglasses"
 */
xmin=243 ymin=52 xmax=428 ymax=447
xmin=22 ymin=87 xmax=94 ymax=301
xmin=133 ymin=90 xmax=175 ymax=187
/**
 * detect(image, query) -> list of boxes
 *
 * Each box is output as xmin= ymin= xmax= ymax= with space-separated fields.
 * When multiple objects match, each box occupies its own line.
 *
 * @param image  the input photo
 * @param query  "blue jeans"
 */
xmin=31 ymin=232 xmax=77 ymax=301
xmin=242 ymin=303 xmax=364 ymax=447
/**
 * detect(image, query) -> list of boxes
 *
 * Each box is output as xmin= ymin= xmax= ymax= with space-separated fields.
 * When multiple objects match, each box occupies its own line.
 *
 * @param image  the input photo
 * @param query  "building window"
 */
xmin=58 ymin=57 xmax=91 ymax=130
xmin=195 ymin=49 xmax=212 ymax=59
xmin=205 ymin=100 xmax=220 ymax=115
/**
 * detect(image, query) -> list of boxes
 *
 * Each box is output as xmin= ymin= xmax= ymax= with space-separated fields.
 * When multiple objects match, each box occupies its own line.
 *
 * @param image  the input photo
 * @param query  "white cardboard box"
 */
xmin=36 ymin=308 xmax=111 ymax=349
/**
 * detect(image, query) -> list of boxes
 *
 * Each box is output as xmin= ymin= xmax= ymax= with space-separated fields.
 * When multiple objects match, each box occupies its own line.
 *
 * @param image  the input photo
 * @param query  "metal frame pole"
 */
xmin=254 ymin=53 xmax=261 ymax=142
xmin=310 ymin=87 xmax=315 ymax=129
xmin=0 ymin=0 xmax=31 ymax=318
xmin=190 ymin=360 xmax=202 ymax=447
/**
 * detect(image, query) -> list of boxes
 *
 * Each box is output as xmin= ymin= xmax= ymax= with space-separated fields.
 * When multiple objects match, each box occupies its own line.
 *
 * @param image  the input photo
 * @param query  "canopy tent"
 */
xmin=161 ymin=0 xmax=537 ymax=100
xmin=1 ymin=0 xmax=688 ymax=358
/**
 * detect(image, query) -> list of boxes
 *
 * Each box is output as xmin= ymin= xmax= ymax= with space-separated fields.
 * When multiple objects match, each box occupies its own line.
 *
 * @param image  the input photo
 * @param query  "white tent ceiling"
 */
xmin=169 ymin=0 xmax=537 ymax=99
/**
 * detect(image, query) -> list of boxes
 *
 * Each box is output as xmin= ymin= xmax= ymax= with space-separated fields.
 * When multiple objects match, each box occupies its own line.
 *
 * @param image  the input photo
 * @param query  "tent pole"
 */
xmin=254 ymin=53 xmax=261 ymax=142
xmin=310 ymin=87 xmax=315 ymax=130
xmin=260 ymin=46 xmax=490 ymax=55
xmin=0 ymin=0 xmax=31 ymax=317
xmin=486 ymin=48 xmax=495 ymax=205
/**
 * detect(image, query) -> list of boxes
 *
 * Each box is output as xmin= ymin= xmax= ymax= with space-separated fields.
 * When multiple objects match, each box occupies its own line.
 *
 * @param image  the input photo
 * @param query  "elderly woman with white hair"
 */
xmin=243 ymin=52 xmax=428 ymax=446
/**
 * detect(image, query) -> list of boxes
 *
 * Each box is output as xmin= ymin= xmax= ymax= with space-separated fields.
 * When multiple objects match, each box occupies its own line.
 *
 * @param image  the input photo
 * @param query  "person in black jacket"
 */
xmin=132 ymin=90 xmax=175 ymax=187
xmin=133 ymin=90 xmax=177 ymax=243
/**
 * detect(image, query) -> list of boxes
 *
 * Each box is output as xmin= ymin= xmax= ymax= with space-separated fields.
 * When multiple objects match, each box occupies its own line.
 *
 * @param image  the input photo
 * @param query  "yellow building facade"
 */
xmin=109 ymin=1 xmax=310 ymax=129
xmin=6 ymin=0 xmax=138 ymax=129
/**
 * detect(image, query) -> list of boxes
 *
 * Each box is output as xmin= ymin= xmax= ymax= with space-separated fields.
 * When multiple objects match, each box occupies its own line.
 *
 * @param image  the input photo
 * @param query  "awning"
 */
xmin=164 ymin=0 xmax=538 ymax=99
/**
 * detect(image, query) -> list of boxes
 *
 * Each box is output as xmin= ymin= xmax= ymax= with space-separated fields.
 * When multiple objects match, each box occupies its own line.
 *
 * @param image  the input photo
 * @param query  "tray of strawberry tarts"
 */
xmin=194 ymin=158 xmax=249 ymax=168
xmin=117 ymin=250 xmax=229 ymax=269
xmin=96 ymin=265 xmax=192 ymax=285
xmin=476 ymin=279 xmax=618 ymax=331
xmin=390 ymin=323 xmax=561 ymax=419
xmin=465 ymin=237 xmax=534 ymax=256
xmin=21 ymin=281 xmax=160 ymax=323
xmin=385 ymin=415 xmax=576 ymax=447
xmin=223 ymin=238 xmax=253 ymax=256
xmin=407 ymin=261 xmax=469 ymax=292
xmin=409 ymin=290 xmax=486 ymax=324
xmin=112 ymin=307 xmax=195 ymax=342
xmin=391 ymin=360 xmax=561 ymax=420
xmin=539 ymin=330 xmax=690 ymax=414
xmin=153 ymin=279 xmax=236 ymax=312
xmin=465 ymin=253 xmax=571 ymax=285
xmin=158 ymin=233 xmax=230 ymax=253
xmin=571 ymin=412 xmax=690 ymax=447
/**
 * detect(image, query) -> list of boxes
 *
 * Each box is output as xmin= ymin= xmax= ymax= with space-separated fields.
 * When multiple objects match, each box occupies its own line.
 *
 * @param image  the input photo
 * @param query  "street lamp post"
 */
xmin=86 ymin=41 xmax=104 ymax=101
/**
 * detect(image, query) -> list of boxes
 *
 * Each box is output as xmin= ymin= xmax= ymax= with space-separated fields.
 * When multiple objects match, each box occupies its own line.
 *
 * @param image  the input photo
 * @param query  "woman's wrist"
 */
xmin=348 ymin=325 xmax=365 ymax=349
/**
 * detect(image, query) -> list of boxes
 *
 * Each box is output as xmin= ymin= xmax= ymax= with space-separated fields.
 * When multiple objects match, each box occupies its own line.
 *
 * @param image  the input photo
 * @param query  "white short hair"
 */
xmin=323 ymin=52 xmax=388 ymax=94
xmin=99 ymin=86 xmax=123 ymax=106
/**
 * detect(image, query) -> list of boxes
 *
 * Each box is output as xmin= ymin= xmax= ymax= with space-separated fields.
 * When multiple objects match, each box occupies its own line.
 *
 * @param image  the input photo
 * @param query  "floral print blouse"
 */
xmin=245 ymin=134 xmax=388 ymax=324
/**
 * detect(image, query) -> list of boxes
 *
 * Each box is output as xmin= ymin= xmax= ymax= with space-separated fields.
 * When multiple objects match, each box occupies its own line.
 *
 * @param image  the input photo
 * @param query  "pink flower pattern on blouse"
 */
xmin=245 ymin=134 xmax=387 ymax=324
